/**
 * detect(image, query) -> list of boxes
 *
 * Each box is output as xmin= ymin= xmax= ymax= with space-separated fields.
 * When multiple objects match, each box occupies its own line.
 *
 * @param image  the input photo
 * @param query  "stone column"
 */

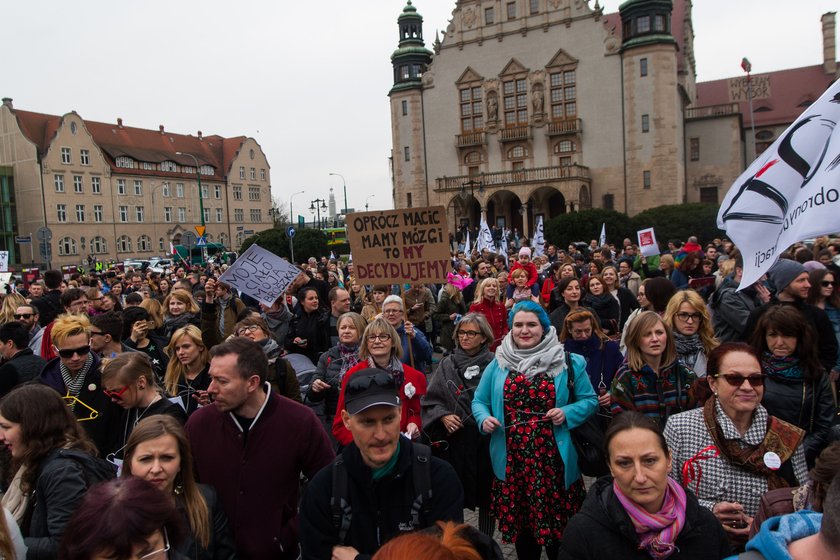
xmin=521 ymin=203 xmax=531 ymax=239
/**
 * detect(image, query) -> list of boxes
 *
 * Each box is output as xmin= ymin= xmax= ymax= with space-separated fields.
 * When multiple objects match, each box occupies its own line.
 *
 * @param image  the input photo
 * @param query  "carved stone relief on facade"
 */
xmin=462 ymin=7 xmax=476 ymax=29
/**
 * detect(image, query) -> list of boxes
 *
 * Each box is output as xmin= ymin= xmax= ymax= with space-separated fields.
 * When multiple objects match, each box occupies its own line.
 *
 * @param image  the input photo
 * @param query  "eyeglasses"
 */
xmin=236 ymin=325 xmax=260 ymax=336
xmin=714 ymin=373 xmax=767 ymax=387
xmin=103 ymin=385 xmax=131 ymax=400
xmin=675 ymin=312 xmax=703 ymax=322
xmin=138 ymin=528 xmax=170 ymax=560
xmin=382 ymin=309 xmax=402 ymax=315
xmin=89 ymin=330 xmax=105 ymax=337
xmin=367 ymin=333 xmax=392 ymax=342
xmin=346 ymin=371 xmax=396 ymax=393
xmin=822 ymin=281 xmax=836 ymax=287
xmin=13 ymin=313 xmax=32 ymax=320
xmin=55 ymin=345 xmax=91 ymax=359
xmin=457 ymin=330 xmax=481 ymax=338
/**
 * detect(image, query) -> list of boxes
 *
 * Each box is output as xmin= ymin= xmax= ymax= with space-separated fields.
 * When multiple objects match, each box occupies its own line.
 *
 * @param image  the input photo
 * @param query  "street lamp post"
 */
xmin=741 ymin=57 xmax=757 ymax=161
xmin=365 ymin=194 xmax=375 ymax=211
xmin=290 ymin=189 xmax=305 ymax=226
xmin=175 ymin=152 xmax=205 ymax=227
xmin=309 ymin=198 xmax=327 ymax=230
xmin=329 ymin=172 xmax=348 ymax=217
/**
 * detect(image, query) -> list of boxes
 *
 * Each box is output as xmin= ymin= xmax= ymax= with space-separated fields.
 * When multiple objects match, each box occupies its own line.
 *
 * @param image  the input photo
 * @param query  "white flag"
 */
xmin=477 ymin=214 xmax=494 ymax=252
xmin=464 ymin=228 xmax=471 ymax=254
xmin=533 ymin=216 xmax=545 ymax=257
xmin=718 ymin=81 xmax=840 ymax=288
xmin=599 ymin=223 xmax=606 ymax=247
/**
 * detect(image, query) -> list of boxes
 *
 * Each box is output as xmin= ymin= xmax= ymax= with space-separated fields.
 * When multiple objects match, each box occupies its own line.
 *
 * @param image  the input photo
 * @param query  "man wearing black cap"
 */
xmin=299 ymin=368 xmax=464 ymax=560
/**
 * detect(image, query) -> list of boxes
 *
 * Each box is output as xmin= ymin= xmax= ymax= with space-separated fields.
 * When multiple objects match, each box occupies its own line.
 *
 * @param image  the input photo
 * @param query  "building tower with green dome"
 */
xmin=389 ymin=0 xmax=433 ymax=210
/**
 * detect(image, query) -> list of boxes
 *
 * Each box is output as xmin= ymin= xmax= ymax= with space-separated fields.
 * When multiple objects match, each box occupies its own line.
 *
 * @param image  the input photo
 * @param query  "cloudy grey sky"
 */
xmin=3 ymin=1 xmax=836 ymax=216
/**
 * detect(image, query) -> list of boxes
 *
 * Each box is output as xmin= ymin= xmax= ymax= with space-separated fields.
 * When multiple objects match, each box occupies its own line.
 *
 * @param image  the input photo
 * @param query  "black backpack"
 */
xmin=330 ymin=443 xmax=432 ymax=544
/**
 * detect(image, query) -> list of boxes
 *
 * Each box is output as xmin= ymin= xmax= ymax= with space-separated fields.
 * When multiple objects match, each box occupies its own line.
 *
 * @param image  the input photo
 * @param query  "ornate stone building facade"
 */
xmin=0 ymin=100 xmax=272 ymax=266
xmin=388 ymin=0 xmax=837 ymax=238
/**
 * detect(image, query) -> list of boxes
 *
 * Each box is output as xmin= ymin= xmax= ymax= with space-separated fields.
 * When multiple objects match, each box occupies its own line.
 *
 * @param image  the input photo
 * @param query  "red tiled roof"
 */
xmin=695 ymin=65 xmax=836 ymax=128
xmin=12 ymin=108 xmax=249 ymax=181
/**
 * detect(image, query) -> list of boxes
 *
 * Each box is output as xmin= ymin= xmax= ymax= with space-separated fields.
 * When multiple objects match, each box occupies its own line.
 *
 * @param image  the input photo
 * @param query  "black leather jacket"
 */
xmin=174 ymin=484 xmax=237 ymax=560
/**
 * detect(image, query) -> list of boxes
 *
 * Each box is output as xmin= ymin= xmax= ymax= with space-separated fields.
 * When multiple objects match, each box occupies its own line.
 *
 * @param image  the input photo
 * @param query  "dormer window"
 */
xmin=115 ymin=156 xmax=135 ymax=169
xmin=160 ymin=161 xmax=177 ymax=172
xmin=200 ymin=165 xmax=214 ymax=175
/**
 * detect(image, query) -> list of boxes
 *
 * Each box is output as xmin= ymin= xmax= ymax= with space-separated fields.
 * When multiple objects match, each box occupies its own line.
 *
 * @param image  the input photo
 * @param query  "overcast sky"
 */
xmin=3 ymin=1 xmax=836 ymax=217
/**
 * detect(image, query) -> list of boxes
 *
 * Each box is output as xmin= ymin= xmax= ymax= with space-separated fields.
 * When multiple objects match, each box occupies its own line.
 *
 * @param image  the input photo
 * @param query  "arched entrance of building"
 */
xmin=447 ymin=194 xmax=481 ymax=232
xmin=525 ymin=186 xmax=566 ymax=238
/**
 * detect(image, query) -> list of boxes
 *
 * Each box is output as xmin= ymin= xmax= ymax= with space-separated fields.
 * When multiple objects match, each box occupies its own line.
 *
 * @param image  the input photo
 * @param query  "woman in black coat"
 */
xmin=582 ymin=274 xmax=621 ymax=337
xmin=601 ymin=265 xmax=640 ymax=332
xmin=286 ymin=286 xmax=330 ymax=366
xmin=559 ymin=412 xmax=731 ymax=560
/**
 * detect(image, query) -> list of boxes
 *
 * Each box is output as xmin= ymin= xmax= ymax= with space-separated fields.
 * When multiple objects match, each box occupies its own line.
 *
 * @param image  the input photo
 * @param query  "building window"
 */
xmin=690 ymin=137 xmax=700 ymax=161
xmin=555 ymin=140 xmax=575 ymax=153
xmin=134 ymin=180 xmax=143 ymax=196
xmin=260 ymin=169 xmax=266 ymax=181
xmin=250 ymin=209 xmax=262 ymax=223
xmin=507 ymin=145 xmax=528 ymax=159
xmin=117 ymin=235 xmax=131 ymax=253
xmin=178 ymin=207 xmax=186 ymax=222
xmin=142 ymin=162 xmax=154 ymax=171
xmin=159 ymin=238 xmax=165 ymax=251
xmin=465 ymin=151 xmax=482 ymax=165
xmin=57 ymin=204 xmax=67 ymax=222
xmin=162 ymin=182 xmax=170 ymax=197
xmin=640 ymin=57 xmax=648 ymax=77
xmin=549 ymin=69 xmax=577 ymax=120
xmin=54 ymin=175 xmax=65 ymax=192
xmin=643 ymin=170 xmax=651 ymax=189
xmin=91 ymin=176 xmax=101 ymax=194
xmin=219 ymin=233 xmax=228 ymax=247
xmin=249 ymin=168 xmax=256 ymax=180
xmin=138 ymin=235 xmax=151 ymax=252
xmin=216 ymin=208 xmax=223 ymax=222
xmin=211 ymin=185 xmax=219 ymax=199
xmin=119 ymin=206 xmax=128 ymax=222
xmin=61 ymin=147 xmax=71 ymax=164
xmin=91 ymin=236 xmax=107 ymax=254
xmin=234 ymin=209 xmax=244 ymax=222
xmin=117 ymin=179 xmax=126 ymax=195
xmin=503 ymin=78 xmax=529 ymax=125
xmin=637 ymin=15 xmax=650 ymax=33
xmin=80 ymin=149 xmax=90 ymax=165
xmin=233 ymin=186 xmax=242 ymax=201
xmin=654 ymin=14 xmax=665 ymax=32
xmin=402 ymin=100 xmax=408 ymax=116
xmin=459 ymin=86 xmax=484 ymax=132
xmin=115 ymin=156 xmax=135 ymax=169
xmin=530 ymin=0 xmax=539 ymax=14
xmin=204 ymin=208 xmax=210 ymax=223
xmin=641 ymin=114 xmax=650 ymax=133
xmin=201 ymin=185 xmax=209 ymax=199
xmin=485 ymin=7 xmax=494 ymax=24
xmin=407 ymin=193 xmax=413 ymax=208
xmin=239 ymin=166 xmax=245 ymax=179
xmin=183 ymin=166 xmax=195 ymax=175
xmin=603 ymin=194 xmax=614 ymax=210
xmin=161 ymin=161 xmax=176 ymax=172
xmin=75 ymin=204 xmax=85 ymax=222
xmin=404 ymin=146 xmax=410 ymax=161
xmin=58 ymin=237 xmax=77 ymax=256
xmin=249 ymin=186 xmax=260 ymax=201
xmin=700 ymin=187 xmax=718 ymax=204
xmin=136 ymin=206 xmax=144 ymax=222
xmin=506 ymin=1 xmax=516 ymax=19
xmin=164 ymin=207 xmax=172 ymax=222
xmin=73 ymin=176 xmax=83 ymax=194
xmin=176 ymin=183 xmax=184 ymax=198
xmin=94 ymin=205 xmax=103 ymax=222
xmin=200 ymin=165 xmax=214 ymax=175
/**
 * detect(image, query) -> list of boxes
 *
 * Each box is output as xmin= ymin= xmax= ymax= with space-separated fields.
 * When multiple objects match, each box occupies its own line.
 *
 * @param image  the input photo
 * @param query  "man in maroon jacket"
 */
xmin=185 ymin=337 xmax=334 ymax=559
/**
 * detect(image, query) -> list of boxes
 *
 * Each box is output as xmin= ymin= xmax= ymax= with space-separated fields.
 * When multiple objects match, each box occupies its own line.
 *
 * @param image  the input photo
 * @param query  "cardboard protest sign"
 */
xmin=347 ymin=206 xmax=451 ymax=284
xmin=0 ymin=251 xmax=8 ymax=272
xmin=637 ymin=227 xmax=660 ymax=258
xmin=218 ymin=244 xmax=302 ymax=306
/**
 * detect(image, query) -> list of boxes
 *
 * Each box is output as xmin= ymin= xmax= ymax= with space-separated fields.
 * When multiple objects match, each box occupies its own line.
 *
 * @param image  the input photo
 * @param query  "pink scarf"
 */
xmin=612 ymin=477 xmax=687 ymax=559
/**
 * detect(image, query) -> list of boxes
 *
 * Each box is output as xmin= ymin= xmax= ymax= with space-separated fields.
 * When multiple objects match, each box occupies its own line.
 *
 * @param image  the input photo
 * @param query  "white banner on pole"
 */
xmin=533 ymin=216 xmax=545 ymax=257
xmin=637 ymin=227 xmax=660 ymax=258
xmin=599 ymin=223 xmax=606 ymax=247
xmin=477 ymin=214 xmax=494 ymax=252
xmin=718 ymin=80 xmax=840 ymax=288
xmin=218 ymin=244 xmax=302 ymax=306
xmin=464 ymin=229 xmax=470 ymax=255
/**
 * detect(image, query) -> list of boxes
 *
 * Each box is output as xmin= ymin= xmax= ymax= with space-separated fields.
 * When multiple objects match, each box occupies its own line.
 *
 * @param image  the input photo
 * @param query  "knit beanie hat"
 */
xmin=768 ymin=259 xmax=806 ymax=292
xmin=519 ymin=247 xmax=532 ymax=257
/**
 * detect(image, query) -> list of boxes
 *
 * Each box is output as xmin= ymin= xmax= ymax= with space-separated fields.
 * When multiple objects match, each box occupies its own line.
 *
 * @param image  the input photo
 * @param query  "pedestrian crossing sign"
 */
xmin=196 ymin=236 xmax=207 ymax=247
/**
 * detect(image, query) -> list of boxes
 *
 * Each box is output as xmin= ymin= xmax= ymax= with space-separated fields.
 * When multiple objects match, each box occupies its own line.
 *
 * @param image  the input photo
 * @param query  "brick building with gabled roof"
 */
xmin=0 ymin=100 xmax=272 ymax=266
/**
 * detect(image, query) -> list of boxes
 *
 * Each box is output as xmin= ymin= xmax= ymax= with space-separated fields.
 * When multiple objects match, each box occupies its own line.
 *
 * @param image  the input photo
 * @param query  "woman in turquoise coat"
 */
xmin=472 ymin=300 xmax=597 ymax=560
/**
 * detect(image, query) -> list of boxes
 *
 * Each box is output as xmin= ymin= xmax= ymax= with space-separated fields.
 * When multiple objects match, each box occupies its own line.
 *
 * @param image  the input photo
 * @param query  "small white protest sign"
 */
xmin=637 ymin=227 xmax=660 ymax=258
xmin=218 ymin=244 xmax=302 ymax=307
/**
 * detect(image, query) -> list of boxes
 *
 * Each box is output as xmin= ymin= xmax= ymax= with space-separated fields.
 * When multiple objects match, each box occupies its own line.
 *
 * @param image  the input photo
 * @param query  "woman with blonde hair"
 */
xmin=0 ymin=293 xmax=26 ymax=325
xmin=162 ymin=290 xmax=200 ymax=339
xmin=123 ymin=415 xmax=236 ymax=560
xmin=140 ymin=297 xmax=167 ymax=338
xmin=663 ymin=290 xmax=719 ymax=377
xmin=469 ymin=278 xmax=508 ymax=352
xmin=163 ymin=325 xmax=210 ymax=417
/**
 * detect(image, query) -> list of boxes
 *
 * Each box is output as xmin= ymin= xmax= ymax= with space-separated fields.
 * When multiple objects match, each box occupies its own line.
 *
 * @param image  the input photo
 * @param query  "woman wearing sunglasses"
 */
xmin=101 ymin=353 xmax=186 ymax=459
xmin=807 ymin=267 xmax=840 ymax=385
xmin=421 ymin=313 xmax=496 ymax=536
xmin=232 ymin=316 xmax=301 ymax=402
xmin=664 ymin=343 xmax=808 ymax=547
xmin=331 ymin=318 xmax=427 ymax=448
xmin=663 ymin=290 xmax=719 ymax=378
xmin=120 ymin=416 xmax=236 ymax=560
xmin=749 ymin=305 xmax=835 ymax=466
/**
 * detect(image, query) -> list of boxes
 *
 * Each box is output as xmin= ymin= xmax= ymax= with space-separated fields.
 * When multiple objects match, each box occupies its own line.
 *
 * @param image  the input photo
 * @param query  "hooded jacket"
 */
xmin=710 ymin=275 xmax=764 ymax=343
xmin=725 ymin=511 xmax=822 ymax=560
xmin=559 ymin=476 xmax=731 ymax=560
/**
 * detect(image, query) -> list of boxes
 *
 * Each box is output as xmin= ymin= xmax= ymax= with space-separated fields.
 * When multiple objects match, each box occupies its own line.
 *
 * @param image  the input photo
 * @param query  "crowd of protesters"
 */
xmin=0 ymin=232 xmax=835 ymax=559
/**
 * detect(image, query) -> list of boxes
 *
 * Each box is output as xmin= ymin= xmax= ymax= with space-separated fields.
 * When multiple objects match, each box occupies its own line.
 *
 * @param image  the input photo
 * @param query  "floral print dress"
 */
xmin=491 ymin=371 xmax=586 ymax=545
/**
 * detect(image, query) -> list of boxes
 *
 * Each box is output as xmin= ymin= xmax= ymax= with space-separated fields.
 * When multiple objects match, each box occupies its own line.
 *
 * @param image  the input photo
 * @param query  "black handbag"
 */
xmin=565 ymin=351 xmax=610 ymax=478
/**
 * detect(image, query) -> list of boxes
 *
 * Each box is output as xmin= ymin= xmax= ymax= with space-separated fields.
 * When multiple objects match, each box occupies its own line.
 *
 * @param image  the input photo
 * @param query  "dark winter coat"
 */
xmin=174 ymin=484 xmax=237 ymax=560
xmin=433 ymin=291 xmax=467 ymax=352
xmin=582 ymin=293 xmax=621 ymax=336
xmin=286 ymin=308 xmax=331 ymax=365
xmin=559 ymin=476 xmax=731 ymax=560
xmin=709 ymin=276 xmax=764 ymax=342
xmin=299 ymin=440 xmax=464 ymax=560
xmin=612 ymin=287 xmax=640 ymax=331
xmin=0 ymin=348 xmax=46 ymax=396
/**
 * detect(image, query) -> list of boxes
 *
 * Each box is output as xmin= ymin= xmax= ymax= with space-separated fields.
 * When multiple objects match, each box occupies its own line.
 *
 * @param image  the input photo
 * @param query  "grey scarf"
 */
xmin=495 ymin=326 xmax=566 ymax=381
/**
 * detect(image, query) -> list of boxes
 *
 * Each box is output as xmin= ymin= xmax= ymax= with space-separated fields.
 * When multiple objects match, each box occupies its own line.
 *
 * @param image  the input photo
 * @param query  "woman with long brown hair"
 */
xmin=123 ymin=415 xmax=236 ymax=560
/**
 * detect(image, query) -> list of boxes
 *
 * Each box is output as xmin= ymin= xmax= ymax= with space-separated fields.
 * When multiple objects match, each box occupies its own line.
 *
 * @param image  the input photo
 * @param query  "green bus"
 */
xmin=174 ymin=243 xmax=226 ymax=266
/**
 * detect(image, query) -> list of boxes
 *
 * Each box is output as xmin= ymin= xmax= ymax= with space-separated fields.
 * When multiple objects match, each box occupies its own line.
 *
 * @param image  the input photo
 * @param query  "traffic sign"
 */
xmin=196 ymin=236 xmax=207 ymax=247
xmin=36 ymin=227 xmax=52 ymax=242
xmin=181 ymin=232 xmax=197 ymax=247
xmin=15 ymin=236 xmax=31 ymax=244
xmin=244 ymin=229 xmax=254 ymax=235
xmin=287 ymin=226 xmax=296 ymax=238
xmin=195 ymin=225 xmax=206 ymax=237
